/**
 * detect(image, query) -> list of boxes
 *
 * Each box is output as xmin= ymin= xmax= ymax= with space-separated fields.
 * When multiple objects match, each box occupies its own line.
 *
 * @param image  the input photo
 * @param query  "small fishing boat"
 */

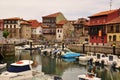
xmin=78 ymin=72 xmax=101 ymax=80
xmin=62 ymin=51 xmax=80 ymax=58
xmin=0 ymin=60 xmax=34 ymax=80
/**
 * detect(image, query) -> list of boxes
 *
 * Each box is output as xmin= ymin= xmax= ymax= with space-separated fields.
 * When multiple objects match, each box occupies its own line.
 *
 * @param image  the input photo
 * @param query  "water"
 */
xmin=1 ymin=49 xmax=120 ymax=80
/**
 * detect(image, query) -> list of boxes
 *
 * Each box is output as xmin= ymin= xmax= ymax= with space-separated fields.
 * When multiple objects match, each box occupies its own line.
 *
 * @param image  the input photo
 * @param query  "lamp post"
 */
xmin=112 ymin=43 xmax=116 ymax=55
xmin=82 ymin=41 xmax=88 ymax=54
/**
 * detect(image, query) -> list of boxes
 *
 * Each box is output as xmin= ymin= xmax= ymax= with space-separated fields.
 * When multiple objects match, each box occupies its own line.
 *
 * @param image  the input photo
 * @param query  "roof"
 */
xmin=107 ymin=16 xmax=120 ymax=24
xmin=21 ymin=21 xmax=30 ymax=25
xmin=4 ymin=17 xmax=22 ymax=20
xmin=89 ymin=9 xmax=118 ymax=18
xmin=42 ymin=12 xmax=61 ymax=18
xmin=29 ymin=20 xmax=41 ymax=28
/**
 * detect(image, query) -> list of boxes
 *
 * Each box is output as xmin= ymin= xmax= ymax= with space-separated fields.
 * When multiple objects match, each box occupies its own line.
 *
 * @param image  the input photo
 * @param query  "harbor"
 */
xmin=0 ymin=47 xmax=120 ymax=80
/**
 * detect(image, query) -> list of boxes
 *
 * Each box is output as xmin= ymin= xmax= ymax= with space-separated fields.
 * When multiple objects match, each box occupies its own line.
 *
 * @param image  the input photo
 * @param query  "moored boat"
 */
xmin=0 ymin=60 xmax=34 ymax=80
xmin=78 ymin=72 xmax=101 ymax=80
xmin=62 ymin=51 xmax=80 ymax=58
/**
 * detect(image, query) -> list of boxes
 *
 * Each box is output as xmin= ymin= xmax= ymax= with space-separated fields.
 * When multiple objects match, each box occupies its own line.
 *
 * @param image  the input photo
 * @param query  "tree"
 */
xmin=3 ymin=30 xmax=9 ymax=43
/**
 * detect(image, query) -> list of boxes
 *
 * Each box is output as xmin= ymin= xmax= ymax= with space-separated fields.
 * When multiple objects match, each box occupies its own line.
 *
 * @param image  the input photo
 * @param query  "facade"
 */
xmin=106 ymin=17 xmax=120 ymax=46
xmin=29 ymin=20 xmax=42 ymax=40
xmin=88 ymin=9 xmax=120 ymax=46
xmin=3 ymin=17 xmax=31 ymax=39
xmin=56 ymin=20 xmax=74 ymax=42
xmin=42 ymin=12 xmax=67 ymax=41
xmin=69 ymin=18 xmax=89 ymax=43
xmin=0 ymin=20 xmax=4 ymax=30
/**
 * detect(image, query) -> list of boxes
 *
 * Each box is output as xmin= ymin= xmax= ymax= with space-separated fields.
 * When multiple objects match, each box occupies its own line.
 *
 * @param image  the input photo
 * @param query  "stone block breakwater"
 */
xmin=68 ymin=44 xmax=120 ymax=55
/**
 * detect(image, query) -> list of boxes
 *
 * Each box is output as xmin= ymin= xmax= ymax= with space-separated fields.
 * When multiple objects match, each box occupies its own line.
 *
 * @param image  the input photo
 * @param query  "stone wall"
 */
xmin=68 ymin=44 xmax=120 ymax=55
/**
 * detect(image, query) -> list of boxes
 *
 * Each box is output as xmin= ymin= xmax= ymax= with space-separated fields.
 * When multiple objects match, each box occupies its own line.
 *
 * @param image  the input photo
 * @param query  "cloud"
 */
xmin=0 ymin=0 xmax=120 ymax=21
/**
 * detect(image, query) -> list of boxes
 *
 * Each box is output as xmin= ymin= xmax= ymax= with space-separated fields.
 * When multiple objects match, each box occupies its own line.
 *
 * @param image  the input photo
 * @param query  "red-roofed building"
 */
xmin=3 ymin=17 xmax=31 ymax=39
xmin=29 ymin=20 xmax=42 ymax=39
xmin=88 ymin=9 xmax=120 ymax=46
xmin=42 ymin=12 xmax=67 ymax=41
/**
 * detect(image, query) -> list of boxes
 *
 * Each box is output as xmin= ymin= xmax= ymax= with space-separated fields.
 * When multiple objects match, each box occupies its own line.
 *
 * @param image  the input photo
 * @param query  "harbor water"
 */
xmin=0 ymin=49 xmax=120 ymax=80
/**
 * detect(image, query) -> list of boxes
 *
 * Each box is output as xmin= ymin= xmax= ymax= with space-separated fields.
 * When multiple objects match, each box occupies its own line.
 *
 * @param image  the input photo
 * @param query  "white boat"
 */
xmin=106 ymin=54 xmax=120 ymax=68
xmin=0 ymin=63 xmax=7 ymax=69
xmin=78 ymin=72 xmax=101 ymax=80
xmin=0 ymin=60 xmax=34 ymax=80
xmin=93 ymin=53 xmax=108 ymax=65
xmin=78 ymin=52 xmax=96 ymax=61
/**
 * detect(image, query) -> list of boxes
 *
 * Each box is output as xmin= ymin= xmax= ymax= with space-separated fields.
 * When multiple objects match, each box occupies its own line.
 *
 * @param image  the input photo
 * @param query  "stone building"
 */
xmin=42 ymin=12 xmax=67 ymax=42
xmin=69 ymin=18 xmax=89 ymax=43
xmin=56 ymin=20 xmax=74 ymax=42
xmin=29 ymin=20 xmax=42 ymax=40
xmin=3 ymin=17 xmax=31 ymax=39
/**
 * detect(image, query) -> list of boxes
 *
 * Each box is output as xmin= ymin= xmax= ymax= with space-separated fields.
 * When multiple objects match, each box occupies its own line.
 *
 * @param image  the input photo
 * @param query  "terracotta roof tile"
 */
xmin=89 ymin=9 xmax=118 ymax=18
xmin=107 ymin=16 xmax=120 ymax=24
xmin=42 ymin=12 xmax=61 ymax=18
xmin=29 ymin=20 xmax=41 ymax=28
xmin=21 ymin=21 xmax=30 ymax=25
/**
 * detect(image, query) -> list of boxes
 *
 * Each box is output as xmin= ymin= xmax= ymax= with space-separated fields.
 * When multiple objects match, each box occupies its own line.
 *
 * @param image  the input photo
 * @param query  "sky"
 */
xmin=0 ymin=0 xmax=120 ymax=21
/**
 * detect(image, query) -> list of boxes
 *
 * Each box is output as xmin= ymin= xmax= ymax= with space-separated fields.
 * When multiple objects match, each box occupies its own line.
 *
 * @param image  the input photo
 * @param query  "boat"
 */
xmin=0 ymin=60 xmax=34 ymax=80
xmin=62 ymin=51 xmax=80 ymax=58
xmin=93 ymin=53 xmax=108 ymax=65
xmin=78 ymin=72 xmax=101 ymax=80
xmin=78 ymin=52 xmax=96 ymax=61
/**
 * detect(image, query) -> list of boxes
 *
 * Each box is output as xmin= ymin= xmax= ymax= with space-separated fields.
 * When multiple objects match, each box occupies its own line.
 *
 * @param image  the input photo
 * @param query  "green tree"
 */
xmin=3 ymin=30 xmax=9 ymax=38
xmin=3 ymin=30 xmax=9 ymax=43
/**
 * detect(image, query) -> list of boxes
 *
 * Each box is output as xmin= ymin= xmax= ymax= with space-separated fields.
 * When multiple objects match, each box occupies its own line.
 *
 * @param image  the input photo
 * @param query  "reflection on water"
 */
xmin=1 ymin=49 xmax=120 ymax=80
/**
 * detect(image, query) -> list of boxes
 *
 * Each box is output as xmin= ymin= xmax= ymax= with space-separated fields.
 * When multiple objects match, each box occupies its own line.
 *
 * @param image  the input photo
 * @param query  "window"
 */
xmin=14 ymin=25 xmax=16 ymax=28
xmin=109 ymin=36 xmax=112 ymax=41
xmin=110 ymin=26 xmax=113 ymax=32
xmin=10 ymin=25 xmax=12 ymax=28
xmin=113 ymin=35 xmax=116 ymax=41
xmin=116 ymin=25 xmax=119 ymax=32
xmin=91 ymin=37 xmax=94 ymax=39
xmin=6 ymin=25 xmax=8 ymax=28
xmin=58 ymin=29 xmax=59 ymax=33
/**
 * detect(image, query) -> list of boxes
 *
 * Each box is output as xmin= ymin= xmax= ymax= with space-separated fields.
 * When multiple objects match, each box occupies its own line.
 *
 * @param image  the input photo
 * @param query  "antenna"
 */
xmin=110 ymin=0 xmax=112 ymax=10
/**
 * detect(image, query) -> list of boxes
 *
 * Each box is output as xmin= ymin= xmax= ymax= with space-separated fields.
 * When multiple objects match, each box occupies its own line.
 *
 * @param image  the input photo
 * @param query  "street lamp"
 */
xmin=82 ymin=41 xmax=88 ymax=54
xmin=112 ymin=43 xmax=116 ymax=55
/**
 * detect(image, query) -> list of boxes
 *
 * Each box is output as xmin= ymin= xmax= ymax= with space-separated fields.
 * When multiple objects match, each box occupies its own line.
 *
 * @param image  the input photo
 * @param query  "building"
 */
xmin=69 ymin=18 xmax=89 ymax=43
xmin=29 ymin=20 xmax=42 ymax=40
xmin=56 ymin=20 xmax=74 ymax=42
xmin=42 ymin=12 xmax=67 ymax=41
xmin=88 ymin=9 xmax=120 ymax=46
xmin=106 ymin=16 xmax=120 ymax=46
xmin=3 ymin=17 xmax=31 ymax=39
xmin=0 ymin=20 xmax=4 ymax=30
